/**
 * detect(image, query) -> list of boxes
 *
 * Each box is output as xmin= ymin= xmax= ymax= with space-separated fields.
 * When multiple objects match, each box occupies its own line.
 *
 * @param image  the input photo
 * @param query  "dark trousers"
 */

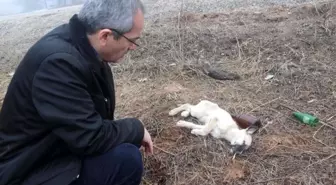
xmin=71 ymin=143 xmax=143 ymax=185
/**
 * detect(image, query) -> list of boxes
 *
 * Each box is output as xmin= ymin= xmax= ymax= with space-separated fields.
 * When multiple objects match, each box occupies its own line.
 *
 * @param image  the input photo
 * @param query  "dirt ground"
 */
xmin=0 ymin=1 xmax=336 ymax=185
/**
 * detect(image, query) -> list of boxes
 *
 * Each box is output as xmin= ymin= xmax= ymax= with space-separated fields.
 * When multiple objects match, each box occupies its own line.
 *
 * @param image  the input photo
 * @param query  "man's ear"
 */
xmin=97 ymin=29 xmax=112 ymax=45
xmin=246 ymin=125 xmax=258 ymax=135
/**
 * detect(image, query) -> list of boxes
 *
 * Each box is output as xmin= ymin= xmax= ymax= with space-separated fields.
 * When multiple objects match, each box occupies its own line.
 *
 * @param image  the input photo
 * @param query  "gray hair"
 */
xmin=78 ymin=0 xmax=145 ymax=37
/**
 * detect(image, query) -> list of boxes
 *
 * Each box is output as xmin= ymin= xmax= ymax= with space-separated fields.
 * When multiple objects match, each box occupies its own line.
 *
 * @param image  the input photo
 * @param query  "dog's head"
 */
xmin=229 ymin=126 xmax=258 ymax=154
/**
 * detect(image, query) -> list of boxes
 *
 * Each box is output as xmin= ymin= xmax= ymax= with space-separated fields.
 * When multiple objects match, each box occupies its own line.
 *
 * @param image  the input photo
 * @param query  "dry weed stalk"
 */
xmin=319 ymin=2 xmax=335 ymax=36
xmin=177 ymin=0 xmax=185 ymax=62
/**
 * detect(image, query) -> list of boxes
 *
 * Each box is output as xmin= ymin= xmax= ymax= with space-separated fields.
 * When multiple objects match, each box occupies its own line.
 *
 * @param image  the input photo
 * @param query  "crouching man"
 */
xmin=0 ymin=0 xmax=153 ymax=185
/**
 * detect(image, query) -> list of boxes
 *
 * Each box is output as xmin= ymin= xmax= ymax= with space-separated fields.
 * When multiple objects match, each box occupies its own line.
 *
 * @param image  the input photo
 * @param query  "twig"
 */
xmin=247 ymin=97 xmax=280 ymax=114
xmin=320 ymin=121 xmax=336 ymax=130
xmin=326 ymin=114 xmax=335 ymax=121
xmin=174 ymin=162 xmax=178 ymax=185
xmin=279 ymin=103 xmax=298 ymax=112
xmin=177 ymin=0 xmax=185 ymax=61
xmin=154 ymin=145 xmax=176 ymax=156
xmin=189 ymin=173 xmax=199 ymax=183
xmin=285 ymin=44 xmax=300 ymax=57
xmin=251 ymin=176 xmax=288 ymax=184
xmin=313 ymin=2 xmax=321 ymax=17
xmin=275 ymin=145 xmax=317 ymax=155
xmin=312 ymin=124 xmax=335 ymax=149
xmin=235 ymin=34 xmax=242 ymax=60
xmin=258 ymin=120 xmax=272 ymax=133
xmin=262 ymin=143 xmax=279 ymax=156
xmin=306 ymin=153 xmax=336 ymax=168
xmin=142 ymin=179 xmax=150 ymax=185
xmin=232 ymin=153 xmax=237 ymax=161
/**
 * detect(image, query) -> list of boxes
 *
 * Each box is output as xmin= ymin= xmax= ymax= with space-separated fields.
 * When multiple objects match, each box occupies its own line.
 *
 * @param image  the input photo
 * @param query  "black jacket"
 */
xmin=0 ymin=14 xmax=144 ymax=185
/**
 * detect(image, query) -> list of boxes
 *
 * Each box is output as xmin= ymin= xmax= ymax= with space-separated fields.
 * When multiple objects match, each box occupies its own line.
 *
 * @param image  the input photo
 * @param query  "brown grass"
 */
xmin=113 ymin=1 xmax=336 ymax=184
xmin=1 ymin=1 xmax=336 ymax=185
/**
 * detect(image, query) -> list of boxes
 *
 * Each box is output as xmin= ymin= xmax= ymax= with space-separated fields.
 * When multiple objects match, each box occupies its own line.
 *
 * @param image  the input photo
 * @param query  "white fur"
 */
xmin=169 ymin=100 xmax=256 ymax=154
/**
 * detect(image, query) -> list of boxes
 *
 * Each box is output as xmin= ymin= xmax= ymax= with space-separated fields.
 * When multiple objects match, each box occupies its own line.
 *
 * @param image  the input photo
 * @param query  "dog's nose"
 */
xmin=230 ymin=145 xmax=245 ymax=154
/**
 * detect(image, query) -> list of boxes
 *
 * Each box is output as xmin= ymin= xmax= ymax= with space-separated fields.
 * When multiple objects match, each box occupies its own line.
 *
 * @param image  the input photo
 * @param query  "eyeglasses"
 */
xmin=108 ymin=28 xmax=140 ymax=47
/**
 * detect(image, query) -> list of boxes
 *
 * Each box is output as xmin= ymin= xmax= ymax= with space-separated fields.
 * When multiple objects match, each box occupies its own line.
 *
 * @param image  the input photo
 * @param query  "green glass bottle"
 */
xmin=293 ymin=112 xmax=319 ymax=127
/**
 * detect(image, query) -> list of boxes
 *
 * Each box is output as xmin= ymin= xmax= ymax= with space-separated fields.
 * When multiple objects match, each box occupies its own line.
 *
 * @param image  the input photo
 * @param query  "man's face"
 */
xmin=96 ymin=9 xmax=144 ymax=63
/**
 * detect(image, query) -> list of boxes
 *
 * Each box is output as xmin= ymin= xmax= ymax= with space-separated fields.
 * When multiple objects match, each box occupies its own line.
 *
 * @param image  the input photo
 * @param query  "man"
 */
xmin=0 ymin=0 xmax=153 ymax=185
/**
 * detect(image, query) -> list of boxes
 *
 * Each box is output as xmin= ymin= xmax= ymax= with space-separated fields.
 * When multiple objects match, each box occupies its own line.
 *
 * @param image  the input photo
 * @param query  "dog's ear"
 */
xmin=246 ymin=125 xmax=258 ymax=134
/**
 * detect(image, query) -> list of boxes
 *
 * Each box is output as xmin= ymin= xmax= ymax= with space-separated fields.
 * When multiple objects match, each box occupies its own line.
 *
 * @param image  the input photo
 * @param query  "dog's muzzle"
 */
xmin=230 ymin=144 xmax=247 ymax=155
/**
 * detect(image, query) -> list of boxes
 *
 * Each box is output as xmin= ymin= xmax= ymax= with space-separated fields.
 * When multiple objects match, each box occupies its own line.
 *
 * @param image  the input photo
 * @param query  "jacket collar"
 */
xmin=68 ymin=14 xmax=104 ymax=69
xmin=68 ymin=14 xmax=115 ymax=102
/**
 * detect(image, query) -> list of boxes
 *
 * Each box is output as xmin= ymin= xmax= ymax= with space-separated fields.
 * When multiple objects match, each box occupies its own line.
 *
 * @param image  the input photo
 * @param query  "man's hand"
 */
xmin=141 ymin=128 xmax=153 ymax=155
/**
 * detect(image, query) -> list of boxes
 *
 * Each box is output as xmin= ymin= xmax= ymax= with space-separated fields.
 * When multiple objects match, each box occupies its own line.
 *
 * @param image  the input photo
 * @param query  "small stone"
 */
xmin=138 ymin=78 xmax=148 ymax=82
xmin=8 ymin=71 xmax=15 ymax=77
xmin=265 ymin=74 xmax=274 ymax=80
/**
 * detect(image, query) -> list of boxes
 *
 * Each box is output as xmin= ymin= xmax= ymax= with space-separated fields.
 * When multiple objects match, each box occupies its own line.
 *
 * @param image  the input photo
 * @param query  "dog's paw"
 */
xmin=191 ymin=129 xmax=204 ymax=136
xmin=168 ymin=109 xmax=177 ymax=116
xmin=176 ymin=120 xmax=186 ymax=127
xmin=181 ymin=111 xmax=190 ymax=118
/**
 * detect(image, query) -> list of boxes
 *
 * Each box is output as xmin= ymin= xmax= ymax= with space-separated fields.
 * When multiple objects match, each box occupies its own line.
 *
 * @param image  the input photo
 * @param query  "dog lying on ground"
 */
xmin=169 ymin=100 xmax=258 ymax=154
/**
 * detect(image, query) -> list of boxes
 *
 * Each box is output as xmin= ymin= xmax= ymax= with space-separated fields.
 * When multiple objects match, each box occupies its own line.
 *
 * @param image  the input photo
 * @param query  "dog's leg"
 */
xmin=176 ymin=120 xmax=204 ymax=129
xmin=169 ymin=104 xmax=192 ymax=116
xmin=191 ymin=117 xmax=218 ymax=136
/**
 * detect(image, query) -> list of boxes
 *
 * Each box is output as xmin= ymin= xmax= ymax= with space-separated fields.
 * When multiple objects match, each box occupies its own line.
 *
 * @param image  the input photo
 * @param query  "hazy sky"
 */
xmin=0 ymin=0 xmax=84 ymax=16
xmin=0 ymin=0 xmax=23 ymax=15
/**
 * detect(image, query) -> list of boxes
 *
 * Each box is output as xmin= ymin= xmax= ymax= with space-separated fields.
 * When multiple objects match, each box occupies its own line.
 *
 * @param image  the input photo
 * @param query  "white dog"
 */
xmin=169 ymin=100 xmax=258 ymax=154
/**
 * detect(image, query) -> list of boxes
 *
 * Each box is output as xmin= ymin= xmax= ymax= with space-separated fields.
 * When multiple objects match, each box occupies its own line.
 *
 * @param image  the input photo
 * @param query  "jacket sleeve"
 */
xmin=31 ymin=53 xmax=144 ymax=156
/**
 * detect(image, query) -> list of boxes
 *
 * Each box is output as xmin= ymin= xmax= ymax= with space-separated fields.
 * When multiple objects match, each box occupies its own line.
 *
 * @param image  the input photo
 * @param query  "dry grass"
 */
xmin=113 ymin=1 xmax=336 ymax=184
xmin=1 ymin=1 xmax=336 ymax=185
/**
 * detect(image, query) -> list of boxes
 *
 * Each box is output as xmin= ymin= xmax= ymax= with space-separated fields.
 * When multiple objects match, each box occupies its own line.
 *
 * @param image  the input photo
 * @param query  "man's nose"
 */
xmin=129 ymin=43 xmax=137 ymax=50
